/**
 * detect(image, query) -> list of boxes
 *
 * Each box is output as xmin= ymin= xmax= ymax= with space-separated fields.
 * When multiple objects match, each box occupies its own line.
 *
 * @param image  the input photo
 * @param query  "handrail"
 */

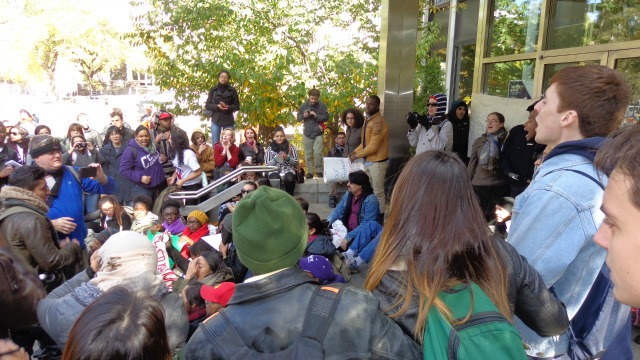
xmin=169 ymin=165 xmax=279 ymax=200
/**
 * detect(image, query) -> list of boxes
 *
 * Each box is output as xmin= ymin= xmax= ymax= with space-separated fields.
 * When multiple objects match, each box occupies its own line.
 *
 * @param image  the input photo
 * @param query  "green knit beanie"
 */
xmin=232 ymin=186 xmax=307 ymax=275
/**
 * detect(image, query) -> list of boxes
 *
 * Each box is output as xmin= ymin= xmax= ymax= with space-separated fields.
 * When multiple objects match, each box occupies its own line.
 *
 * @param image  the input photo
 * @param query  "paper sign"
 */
xmin=323 ymin=158 xmax=365 ymax=183
xmin=201 ymin=233 xmax=222 ymax=251
xmin=151 ymin=233 xmax=179 ymax=291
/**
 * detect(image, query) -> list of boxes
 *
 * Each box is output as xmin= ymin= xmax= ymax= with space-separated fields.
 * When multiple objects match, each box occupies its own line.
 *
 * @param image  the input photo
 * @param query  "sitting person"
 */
xmin=218 ymin=181 xmax=256 ymax=222
xmin=190 ymin=130 xmax=215 ymax=181
xmin=129 ymin=194 xmax=158 ymax=235
xmin=200 ymin=282 xmax=236 ymax=317
xmin=153 ymin=199 xmax=186 ymax=236
xmin=178 ymin=210 xmax=211 ymax=259
xmin=299 ymin=255 xmax=346 ymax=285
xmin=238 ymin=127 xmax=264 ymax=166
xmin=295 ymin=196 xmax=309 ymax=214
xmin=85 ymin=227 xmax=119 ymax=255
xmin=37 ymin=231 xmax=189 ymax=354
xmin=265 ymin=126 xmax=299 ymax=195
xmin=326 ymin=170 xmax=382 ymax=272
xmin=62 ymin=286 xmax=173 ymax=360
xmin=89 ymin=195 xmax=132 ymax=233
xmin=167 ymin=239 xmax=216 ymax=275
xmin=180 ymin=280 xmax=207 ymax=340
xmin=304 ymin=212 xmax=337 ymax=259
xmin=172 ymin=251 xmax=234 ymax=293
xmin=218 ymin=214 xmax=248 ymax=283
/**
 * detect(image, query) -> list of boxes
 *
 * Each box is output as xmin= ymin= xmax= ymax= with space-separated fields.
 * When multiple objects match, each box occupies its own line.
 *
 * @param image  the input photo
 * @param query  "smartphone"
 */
xmin=79 ymin=166 xmax=98 ymax=178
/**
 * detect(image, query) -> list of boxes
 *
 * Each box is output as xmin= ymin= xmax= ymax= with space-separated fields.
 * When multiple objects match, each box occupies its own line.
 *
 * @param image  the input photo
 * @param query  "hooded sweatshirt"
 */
xmin=119 ymin=138 xmax=166 ymax=188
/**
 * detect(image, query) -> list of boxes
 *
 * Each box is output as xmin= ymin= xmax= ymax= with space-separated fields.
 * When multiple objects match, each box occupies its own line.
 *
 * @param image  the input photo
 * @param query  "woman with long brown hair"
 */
xmin=365 ymin=150 xmax=512 ymax=344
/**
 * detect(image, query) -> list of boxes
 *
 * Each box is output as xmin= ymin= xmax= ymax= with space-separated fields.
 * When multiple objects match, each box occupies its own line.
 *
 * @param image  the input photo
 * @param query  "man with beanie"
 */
xmin=29 ymin=135 xmax=117 ymax=276
xmin=184 ymin=186 xmax=421 ymax=359
xmin=407 ymin=93 xmax=452 ymax=154
xmin=507 ymin=66 xmax=632 ymax=357
xmin=297 ymin=88 xmax=329 ymax=179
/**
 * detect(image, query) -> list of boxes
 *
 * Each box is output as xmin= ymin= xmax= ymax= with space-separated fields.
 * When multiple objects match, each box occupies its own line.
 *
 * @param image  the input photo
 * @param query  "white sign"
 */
xmin=323 ymin=158 xmax=365 ymax=183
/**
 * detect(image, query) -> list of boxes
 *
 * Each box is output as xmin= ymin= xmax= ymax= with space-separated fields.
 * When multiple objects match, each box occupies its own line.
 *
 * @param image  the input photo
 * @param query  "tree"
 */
xmin=412 ymin=3 xmax=446 ymax=114
xmin=129 ymin=0 xmax=381 ymax=143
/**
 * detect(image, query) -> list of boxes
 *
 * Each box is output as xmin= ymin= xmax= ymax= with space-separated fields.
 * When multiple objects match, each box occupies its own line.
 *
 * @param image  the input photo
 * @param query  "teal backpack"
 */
xmin=423 ymin=282 xmax=527 ymax=360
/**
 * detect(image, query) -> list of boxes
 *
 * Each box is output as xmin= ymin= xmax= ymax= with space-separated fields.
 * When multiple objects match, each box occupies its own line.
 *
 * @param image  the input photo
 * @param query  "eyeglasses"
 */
xmin=101 ymin=207 xmax=114 ymax=212
xmin=241 ymin=189 xmax=253 ymax=194
xmin=427 ymin=103 xmax=438 ymax=107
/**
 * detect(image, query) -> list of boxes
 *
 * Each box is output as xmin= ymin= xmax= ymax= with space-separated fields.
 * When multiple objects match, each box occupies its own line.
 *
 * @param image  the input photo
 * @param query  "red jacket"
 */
xmin=213 ymin=143 xmax=240 ymax=168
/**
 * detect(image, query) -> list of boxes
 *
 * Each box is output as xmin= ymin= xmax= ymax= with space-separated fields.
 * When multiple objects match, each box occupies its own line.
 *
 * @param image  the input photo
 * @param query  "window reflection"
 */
xmin=542 ymin=60 xmax=601 ymax=91
xmin=488 ymin=0 xmax=542 ymax=57
xmin=548 ymin=0 xmax=640 ymax=49
xmin=615 ymin=57 xmax=640 ymax=126
xmin=483 ymin=60 xmax=535 ymax=98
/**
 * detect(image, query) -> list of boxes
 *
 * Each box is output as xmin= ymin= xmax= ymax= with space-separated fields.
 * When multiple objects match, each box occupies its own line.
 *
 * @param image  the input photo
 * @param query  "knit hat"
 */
xmin=28 ymin=135 xmax=62 ymax=158
xmin=188 ymin=210 xmax=209 ymax=226
xmin=200 ymin=282 xmax=235 ymax=307
xmin=233 ymin=186 xmax=307 ymax=275
xmin=94 ymin=227 xmax=119 ymax=245
xmin=430 ymin=93 xmax=448 ymax=120
xmin=299 ymin=255 xmax=344 ymax=285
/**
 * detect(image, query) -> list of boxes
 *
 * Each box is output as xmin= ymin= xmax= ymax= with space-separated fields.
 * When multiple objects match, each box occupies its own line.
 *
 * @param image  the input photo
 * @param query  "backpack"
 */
xmin=198 ymin=283 xmax=345 ymax=359
xmin=423 ymin=283 xmax=527 ymax=360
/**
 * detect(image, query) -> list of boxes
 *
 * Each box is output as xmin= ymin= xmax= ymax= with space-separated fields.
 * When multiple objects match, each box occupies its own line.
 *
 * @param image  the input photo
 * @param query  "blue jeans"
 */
xmin=85 ymin=193 xmax=100 ymax=214
xmin=211 ymin=122 xmax=234 ymax=146
xmin=347 ymin=221 xmax=382 ymax=262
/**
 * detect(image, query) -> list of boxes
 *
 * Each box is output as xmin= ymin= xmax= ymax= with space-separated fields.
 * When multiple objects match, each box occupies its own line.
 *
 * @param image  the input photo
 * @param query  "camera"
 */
xmin=75 ymin=142 xmax=88 ymax=150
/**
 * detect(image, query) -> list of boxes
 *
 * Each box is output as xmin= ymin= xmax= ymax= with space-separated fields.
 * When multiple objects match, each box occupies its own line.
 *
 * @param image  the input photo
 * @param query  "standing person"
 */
xmin=61 ymin=123 xmax=84 ymax=163
xmin=213 ymin=128 xmax=240 ymax=179
xmin=507 ymin=65 xmax=632 ymax=358
xmin=348 ymin=95 xmax=389 ymax=216
xmin=100 ymin=126 xmax=132 ymax=204
xmin=120 ymin=125 xmax=166 ymax=203
xmin=183 ymin=186 xmax=422 ymax=359
xmin=326 ymin=131 xmax=346 ymax=208
xmin=205 ymin=70 xmax=240 ymax=145
xmin=64 ymin=134 xmax=104 ymax=214
xmin=77 ymin=113 xmax=103 ymax=150
xmin=34 ymin=125 xmax=52 ymax=135
xmin=342 ymin=108 xmax=364 ymax=156
xmin=29 ymin=135 xmax=116 ymax=248
xmin=167 ymin=130 xmax=202 ymax=192
xmin=467 ymin=112 xmax=510 ymax=221
xmin=238 ymin=127 xmax=264 ymax=166
xmin=297 ymin=88 xmax=329 ymax=179
xmin=0 ymin=124 xmax=18 ymax=189
xmin=103 ymin=108 xmax=135 ymax=146
xmin=18 ymin=109 xmax=37 ymax=134
xmin=190 ymin=130 xmax=215 ymax=181
xmin=140 ymin=104 xmax=156 ymax=128
xmin=7 ymin=125 xmax=29 ymax=165
xmin=447 ymin=99 xmax=470 ymax=164
xmin=407 ymin=93 xmax=452 ymax=154
xmin=501 ymin=102 xmax=546 ymax=197
xmin=265 ymin=127 xmax=299 ymax=195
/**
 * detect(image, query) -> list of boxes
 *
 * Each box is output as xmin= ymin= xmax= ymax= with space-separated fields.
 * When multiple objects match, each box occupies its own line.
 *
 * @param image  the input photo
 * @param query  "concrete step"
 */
xmin=293 ymin=178 xmax=347 ymax=204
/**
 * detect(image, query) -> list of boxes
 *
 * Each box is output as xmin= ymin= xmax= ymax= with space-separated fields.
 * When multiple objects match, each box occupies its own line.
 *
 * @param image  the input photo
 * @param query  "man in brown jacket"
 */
xmin=349 ymin=95 xmax=389 ymax=215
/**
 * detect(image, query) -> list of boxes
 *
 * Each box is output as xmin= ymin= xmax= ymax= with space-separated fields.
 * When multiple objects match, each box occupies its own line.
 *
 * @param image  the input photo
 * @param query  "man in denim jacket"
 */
xmin=507 ymin=65 xmax=631 ymax=358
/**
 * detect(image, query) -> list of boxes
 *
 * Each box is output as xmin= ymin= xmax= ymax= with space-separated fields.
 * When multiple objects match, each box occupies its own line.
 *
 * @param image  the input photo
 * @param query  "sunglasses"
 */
xmin=241 ymin=189 xmax=253 ymax=194
xmin=427 ymin=103 xmax=438 ymax=107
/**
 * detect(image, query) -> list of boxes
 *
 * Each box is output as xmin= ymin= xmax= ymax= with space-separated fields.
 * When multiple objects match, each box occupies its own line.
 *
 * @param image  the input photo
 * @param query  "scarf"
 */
xmin=217 ymin=82 xmax=229 ymax=92
xmin=163 ymin=218 xmax=186 ymax=235
xmin=188 ymin=305 xmax=207 ymax=322
xmin=48 ymin=167 xmax=66 ymax=198
xmin=137 ymin=140 xmax=157 ymax=156
xmin=180 ymin=224 xmax=211 ymax=258
xmin=269 ymin=139 xmax=290 ymax=154
xmin=72 ymin=279 xmax=169 ymax=307
xmin=245 ymin=139 xmax=256 ymax=150
xmin=478 ymin=127 xmax=507 ymax=176
xmin=308 ymin=234 xmax=318 ymax=244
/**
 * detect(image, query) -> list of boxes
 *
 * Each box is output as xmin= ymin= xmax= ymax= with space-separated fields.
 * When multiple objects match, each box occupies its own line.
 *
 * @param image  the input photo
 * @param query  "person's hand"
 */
xmin=89 ymin=163 xmax=108 ymax=184
xmin=219 ymin=242 xmax=228 ymax=258
xmin=175 ymin=178 xmax=184 ymax=188
xmin=155 ymin=134 xmax=163 ymax=143
xmin=141 ymin=175 xmax=152 ymax=185
xmin=228 ymin=203 xmax=236 ymax=213
xmin=167 ymin=176 xmax=175 ymax=186
xmin=340 ymin=238 xmax=349 ymax=251
xmin=417 ymin=114 xmax=431 ymax=128
xmin=159 ymin=154 xmax=167 ymax=163
xmin=90 ymin=250 xmax=101 ymax=273
xmin=0 ymin=165 xmax=14 ymax=178
xmin=59 ymin=237 xmax=72 ymax=248
xmin=406 ymin=112 xmax=419 ymax=129
xmin=185 ymin=257 xmax=199 ymax=279
xmin=198 ymin=143 xmax=207 ymax=155
xmin=0 ymin=339 xmax=29 ymax=360
xmin=348 ymin=153 xmax=357 ymax=162
xmin=52 ymin=217 xmax=77 ymax=234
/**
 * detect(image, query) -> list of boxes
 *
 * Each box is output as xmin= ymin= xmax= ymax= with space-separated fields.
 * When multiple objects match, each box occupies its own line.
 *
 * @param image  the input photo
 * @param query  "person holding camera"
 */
xmin=64 ymin=134 xmax=105 ymax=214
xmin=406 ymin=93 xmax=453 ymax=154
xmin=297 ymin=88 xmax=329 ymax=179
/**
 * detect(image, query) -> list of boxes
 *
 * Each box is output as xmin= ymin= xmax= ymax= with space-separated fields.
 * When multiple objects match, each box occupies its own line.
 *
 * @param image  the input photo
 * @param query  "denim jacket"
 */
xmin=507 ymin=140 xmax=607 ymax=357
xmin=326 ymin=192 xmax=379 ymax=229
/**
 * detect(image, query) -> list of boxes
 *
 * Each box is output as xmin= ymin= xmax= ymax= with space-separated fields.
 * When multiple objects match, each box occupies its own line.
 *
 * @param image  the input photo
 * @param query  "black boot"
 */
xmin=329 ymin=196 xmax=337 ymax=208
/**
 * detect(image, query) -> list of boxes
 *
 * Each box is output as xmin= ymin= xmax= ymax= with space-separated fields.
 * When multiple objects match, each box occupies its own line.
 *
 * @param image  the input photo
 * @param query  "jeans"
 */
xmin=211 ymin=122 xmax=235 ymax=146
xmin=365 ymin=160 xmax=388 ymax=214
xmin=348 ymin=221 xmax=382 ymax=262
xmin=303 ymin=135 xmax=324 ymax=176
xmin=85 ymin=192 xmax=100 ymax=214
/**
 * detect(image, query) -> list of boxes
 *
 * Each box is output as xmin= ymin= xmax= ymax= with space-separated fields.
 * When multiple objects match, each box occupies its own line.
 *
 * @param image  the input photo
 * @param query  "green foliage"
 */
xmin=128 ymin=0 xmax=380 ymax=141
xmin=412 ymin=6 xmax=446 ymax=114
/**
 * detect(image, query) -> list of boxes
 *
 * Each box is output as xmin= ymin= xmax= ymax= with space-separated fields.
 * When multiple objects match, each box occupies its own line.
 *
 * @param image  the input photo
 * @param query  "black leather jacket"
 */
xmin=185 ymin=267 xmax=421 ymax=359
xmin=372 ymin=238 xmax=570 ymax=342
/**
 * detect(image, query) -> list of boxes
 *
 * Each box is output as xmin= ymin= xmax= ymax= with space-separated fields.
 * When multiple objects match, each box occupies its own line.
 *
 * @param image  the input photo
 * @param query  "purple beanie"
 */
xmin=298 ymin=255 xmax=345 ymax=285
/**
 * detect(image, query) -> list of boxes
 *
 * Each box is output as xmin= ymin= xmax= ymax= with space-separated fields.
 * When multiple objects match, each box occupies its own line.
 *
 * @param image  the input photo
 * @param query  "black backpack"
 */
xmin=197 ymin=283 xmax=345 ymax=359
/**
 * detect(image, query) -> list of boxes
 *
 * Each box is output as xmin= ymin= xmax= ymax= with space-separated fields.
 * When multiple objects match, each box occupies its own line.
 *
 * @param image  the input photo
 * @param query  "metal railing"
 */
xmin=169 ymin=165 xmax=278 ymax=200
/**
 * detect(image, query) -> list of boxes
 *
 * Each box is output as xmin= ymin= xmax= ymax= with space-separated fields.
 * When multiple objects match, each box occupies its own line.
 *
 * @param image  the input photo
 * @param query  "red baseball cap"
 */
xmin=200 ymin=282 xmax=236 ymax=307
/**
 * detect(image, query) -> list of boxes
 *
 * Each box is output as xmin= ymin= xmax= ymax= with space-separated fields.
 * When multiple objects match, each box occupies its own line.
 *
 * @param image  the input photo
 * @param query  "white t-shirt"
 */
xmin=172 ymin=149 xmax=202 ymax=187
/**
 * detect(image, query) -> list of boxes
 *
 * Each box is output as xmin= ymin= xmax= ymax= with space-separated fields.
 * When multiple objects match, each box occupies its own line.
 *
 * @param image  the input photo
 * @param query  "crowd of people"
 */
xmin=0 ymin=64 xmax=639 ymax=360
